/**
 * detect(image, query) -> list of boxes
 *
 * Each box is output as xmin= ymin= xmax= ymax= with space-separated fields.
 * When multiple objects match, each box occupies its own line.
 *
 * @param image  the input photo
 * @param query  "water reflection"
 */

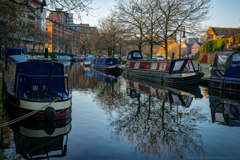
xmin=104 ymin=76 xmax=208 ymax=159
xmin=2 ymin=111 xmax=71 ymax=159
xmin=209 ymin=89 xmax=240 ymax=126
xmin=125 ymin=75 xmax=203 ymax=107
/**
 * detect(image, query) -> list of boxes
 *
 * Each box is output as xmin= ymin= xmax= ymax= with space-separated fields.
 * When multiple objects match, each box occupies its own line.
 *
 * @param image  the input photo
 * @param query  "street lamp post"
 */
xmin=116 ymin=43 xmax=122 ymax=59
xmin=179 ymin=26 xmax=186 ymax=59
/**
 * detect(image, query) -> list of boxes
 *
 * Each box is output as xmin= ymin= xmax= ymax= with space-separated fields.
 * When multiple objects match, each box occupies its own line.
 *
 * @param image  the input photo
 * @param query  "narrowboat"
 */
xmin=3 ymin=53 xmax=72 ymax=121
xmin=84 ymin=55 xmax=94 ymax=66
xmin=92 ymin=68 xmax=121 ymax=83
xmin=125 ymin=75 xmax=202 ymax=107
xmin=91 ymin=58 xmax=121 ymax=75
xmin=209 ymin=88 xmax=240 ymax=126
xmin=209 ymin=51 xmax=240 ymax=92
xmin=55 ymin=55 xmax=71 ymax=62
xmin=70 ymin=56 xmax=84 ymax=62
xmin=123 ymin=50 xmax=204 ymax=85
xmin=2 ymin=47 xmax=27 ymax=69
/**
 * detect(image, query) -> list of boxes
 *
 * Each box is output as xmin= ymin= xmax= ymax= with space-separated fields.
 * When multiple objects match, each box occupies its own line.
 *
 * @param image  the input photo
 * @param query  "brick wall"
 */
xmin=207 ymin=52 xmax=216 ymax=64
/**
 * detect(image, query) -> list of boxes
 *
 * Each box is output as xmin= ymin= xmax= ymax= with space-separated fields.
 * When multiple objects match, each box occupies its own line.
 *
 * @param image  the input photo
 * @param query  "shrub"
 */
xmin=195 ymin=38 xmax=229 ymax=60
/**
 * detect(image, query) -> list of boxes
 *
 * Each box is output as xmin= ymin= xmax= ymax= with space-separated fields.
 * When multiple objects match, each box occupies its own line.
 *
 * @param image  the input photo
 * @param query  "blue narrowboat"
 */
xmin=3 ymin=49 xmax=72 ymax=121
xmin=91 ymin=58 xmax=121 ymax=74
xmin=209 ymin=51 xmax=240 ymax=92
xmin=84 ymin=56 xmax=94 ymax=66
xmin=2 ymin=47 xmax=27 ymax=69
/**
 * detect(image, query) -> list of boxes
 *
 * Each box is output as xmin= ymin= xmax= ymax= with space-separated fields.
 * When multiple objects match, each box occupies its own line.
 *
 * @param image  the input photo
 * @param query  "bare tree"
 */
xmin=112 ymin=0 xmax=211 ymax=59
xmin=155 ymin=0 xmax=211 ymax=59
xmin=112 ymin=0 xmax=148 ymax=53
xmin=98 ymin=15 xmax=124 ymax=57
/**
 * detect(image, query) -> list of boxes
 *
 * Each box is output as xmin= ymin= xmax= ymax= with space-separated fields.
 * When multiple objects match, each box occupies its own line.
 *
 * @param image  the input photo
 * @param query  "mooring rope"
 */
xmin=0 ymin=98 xmax=59 ymax=128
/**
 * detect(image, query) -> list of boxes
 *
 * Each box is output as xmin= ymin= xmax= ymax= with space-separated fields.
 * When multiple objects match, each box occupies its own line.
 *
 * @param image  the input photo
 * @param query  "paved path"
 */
xmin=193 ymin=62 xmax=212 ymax=73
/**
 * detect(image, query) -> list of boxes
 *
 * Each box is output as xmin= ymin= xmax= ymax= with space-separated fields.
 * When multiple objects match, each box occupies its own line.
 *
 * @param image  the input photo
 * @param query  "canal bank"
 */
xmin=0 ymin=60 xmax=4 ymax=159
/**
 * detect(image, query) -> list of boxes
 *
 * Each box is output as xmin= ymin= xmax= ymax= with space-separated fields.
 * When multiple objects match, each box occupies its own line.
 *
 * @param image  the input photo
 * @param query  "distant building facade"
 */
xmin=200 ymin=27 xmax=240 ymax=43
xmin=47 ymin=9 xmax=98 ymax=54
xmin=4 ymin=1 xmax=47 ymax=52
xmin=46 ymin=19 xmax=80 ymax=54
xmin=181 ymin=38 xmax=199 ymax=57
xmin=48 ymin=10 xmax=98 ymax=35
xmin=191 ymin=42 xmax=203 ymax=55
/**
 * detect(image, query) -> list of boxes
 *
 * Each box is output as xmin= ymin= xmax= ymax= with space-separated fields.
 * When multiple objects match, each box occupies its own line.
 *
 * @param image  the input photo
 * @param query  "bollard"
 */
xmin=198 ymin=63 xmax=200 ymax=71
xmin=200 ymin=66 xmax=202 ymax=72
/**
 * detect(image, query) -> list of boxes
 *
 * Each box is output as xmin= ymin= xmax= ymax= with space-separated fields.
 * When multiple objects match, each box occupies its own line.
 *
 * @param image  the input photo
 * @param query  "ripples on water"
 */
xmin=2 ymin=63 xmax=240 ymax=159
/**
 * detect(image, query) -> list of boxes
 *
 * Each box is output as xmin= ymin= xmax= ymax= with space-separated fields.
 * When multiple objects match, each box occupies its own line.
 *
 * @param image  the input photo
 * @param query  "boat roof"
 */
xmin=10 ymin=55 xmax=31 ymax=63
xmin=94 ymin=58 xmax=114 ymax=60
xmin=215 ymin=51 xmax=235 ymax=56
xmin=6 ymin=47 xmax=27 ymax=50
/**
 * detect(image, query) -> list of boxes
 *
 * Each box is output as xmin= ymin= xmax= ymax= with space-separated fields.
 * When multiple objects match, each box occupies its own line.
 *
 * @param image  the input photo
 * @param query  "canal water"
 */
xmin=1 ymin=63 xmax=240 ymax=160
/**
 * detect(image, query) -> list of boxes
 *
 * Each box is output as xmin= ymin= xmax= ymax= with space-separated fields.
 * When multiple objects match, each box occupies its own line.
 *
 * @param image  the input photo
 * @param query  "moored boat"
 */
xmin=123 ymin=50 xmax=204 ymax=85
xmin=70 ymin=56 xmax=84 ymax=62
xmin=84 ymin=55 xmax=94 ymax=66
xmin=209 ymin=51 xmax=240 ymax=92
xmin=91 ymin=58 xmax=121 ymax=75
xmin=3 ymin=48 xmax=72 ymax=121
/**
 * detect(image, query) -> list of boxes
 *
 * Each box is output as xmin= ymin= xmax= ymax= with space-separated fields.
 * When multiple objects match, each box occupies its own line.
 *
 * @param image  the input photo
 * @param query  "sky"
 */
xmin=75 ymin=0 xmax=240 ymax=29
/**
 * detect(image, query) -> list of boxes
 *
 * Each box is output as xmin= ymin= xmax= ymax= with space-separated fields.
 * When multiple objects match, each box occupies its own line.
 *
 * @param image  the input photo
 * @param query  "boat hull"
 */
xmin=209 ymin=77 xmax=240 ymax=92
xmin=92 ymin=66 xmax=121 ymax=75
xmin=123 ymin=68 xmax=203 ymax=85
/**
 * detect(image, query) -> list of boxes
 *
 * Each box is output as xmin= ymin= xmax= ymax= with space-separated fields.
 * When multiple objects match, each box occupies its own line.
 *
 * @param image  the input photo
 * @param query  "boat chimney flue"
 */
xmin=45 ymin=47 xmax=48 ymax=59
xmin=172 ymin=53 xmax=175 ymax=60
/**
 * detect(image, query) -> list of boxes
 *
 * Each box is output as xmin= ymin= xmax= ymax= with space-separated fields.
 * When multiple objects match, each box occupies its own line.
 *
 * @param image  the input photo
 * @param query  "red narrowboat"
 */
xmin=123 ymin=50 xmax=204 ymax=85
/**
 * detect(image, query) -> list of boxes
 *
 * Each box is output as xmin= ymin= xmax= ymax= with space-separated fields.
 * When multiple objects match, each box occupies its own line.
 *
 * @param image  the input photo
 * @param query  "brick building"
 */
xmin=200 ymin=27 xmax=240 ymax=43
xmin=46 ymin=19 xmax=80 ymax=54
xmin=181 ymin=38 xmax=199 ymax=57
xmin=191 ymin=42 xmax=203 ymax=55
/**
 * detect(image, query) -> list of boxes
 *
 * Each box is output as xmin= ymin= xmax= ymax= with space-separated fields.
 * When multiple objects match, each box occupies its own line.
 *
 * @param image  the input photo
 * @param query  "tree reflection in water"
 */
xmin=108 ymin=94 xmax=209 ymax=159
xmin=65 ymin=64 xmax=209 ymax=159
xmin=89 ymin=76 xmax=209 ymax=159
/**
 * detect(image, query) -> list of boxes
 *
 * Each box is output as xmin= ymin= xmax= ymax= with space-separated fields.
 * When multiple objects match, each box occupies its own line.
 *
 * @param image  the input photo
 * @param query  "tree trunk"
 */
xmin=164 ymin=38 xmax=168 ymax=60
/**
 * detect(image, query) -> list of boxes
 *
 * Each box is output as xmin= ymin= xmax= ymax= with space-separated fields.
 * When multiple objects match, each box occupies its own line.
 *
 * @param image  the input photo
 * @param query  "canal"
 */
xmin=1 ymin=63 xmax=240 ymax=160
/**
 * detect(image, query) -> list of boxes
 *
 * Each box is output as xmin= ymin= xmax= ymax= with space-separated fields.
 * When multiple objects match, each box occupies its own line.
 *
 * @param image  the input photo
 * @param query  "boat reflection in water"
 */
xmin=84 ymin=67 xmax=93 ymax=77
xmin=104 ymin=75 xmax=207 ymax=159
xmin=92 ymin=68 xmax=121 ymax=83
xmin=3 ymin=109 xmax=72 ymax=159
xmin=124 ymin=75 xmax=203 ymax=107
xmin=209 ymin=89 xmax=240 ymax=126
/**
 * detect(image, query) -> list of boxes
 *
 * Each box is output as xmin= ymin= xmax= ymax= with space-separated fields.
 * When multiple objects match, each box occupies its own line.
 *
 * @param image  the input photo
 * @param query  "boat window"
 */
xmin=173 ymin=60 xmax=184 ymax=71
xmin=133 ymin=51 xmax=141 ymax=58
xmin=232 ymin=53 xmax=240 ymax=64
xmin=150 ymin=63 xmax=158 ymax=69
xmin=128 ymin=54 xmax=131 ymax=59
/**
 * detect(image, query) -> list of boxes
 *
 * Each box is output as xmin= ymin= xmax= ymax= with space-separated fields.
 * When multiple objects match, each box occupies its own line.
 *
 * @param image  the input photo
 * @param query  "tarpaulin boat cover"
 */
xmin=211 ymin=51 xmax=234 ymax=78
